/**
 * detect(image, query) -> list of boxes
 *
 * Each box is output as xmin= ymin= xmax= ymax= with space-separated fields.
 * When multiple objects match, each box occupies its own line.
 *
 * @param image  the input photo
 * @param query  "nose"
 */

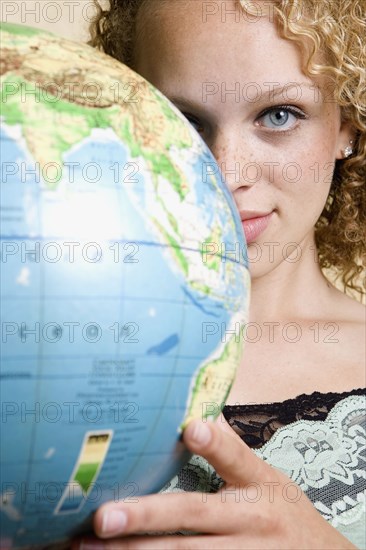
xmin=207 ymin=129 xmax=256 ymax=194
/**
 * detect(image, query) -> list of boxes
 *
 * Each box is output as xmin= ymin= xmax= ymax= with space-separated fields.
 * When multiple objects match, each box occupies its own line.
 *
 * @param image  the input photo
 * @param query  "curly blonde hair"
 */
xmin=89 ymin=0 xmax=365 ymax=297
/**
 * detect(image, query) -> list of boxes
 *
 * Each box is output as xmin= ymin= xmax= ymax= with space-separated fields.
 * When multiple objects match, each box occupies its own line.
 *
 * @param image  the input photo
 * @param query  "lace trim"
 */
xmin=223 ymin=388 xmax=366 ymax=449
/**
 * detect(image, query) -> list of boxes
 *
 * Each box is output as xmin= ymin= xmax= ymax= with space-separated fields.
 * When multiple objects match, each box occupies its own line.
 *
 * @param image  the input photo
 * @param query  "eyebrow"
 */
xmin=261 ymin=82 xmax=322 ymax=101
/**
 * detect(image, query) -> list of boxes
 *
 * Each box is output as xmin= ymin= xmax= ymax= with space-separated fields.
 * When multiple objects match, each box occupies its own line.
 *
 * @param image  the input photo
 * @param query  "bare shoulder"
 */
xmin=327 ymin=285 xmax=365 ymax=324
xmin=325 ymin=286 xmax=365 ymax=383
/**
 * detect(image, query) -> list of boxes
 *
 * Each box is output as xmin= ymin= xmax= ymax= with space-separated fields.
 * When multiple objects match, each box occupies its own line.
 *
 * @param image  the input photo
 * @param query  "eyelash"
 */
xmin=255 ymin=104 xmax=308 ymax=133
xmin=182 ymin=104 xmax=308 ymax=135
xmin=182 ymin=113 xmax=204 ymax=133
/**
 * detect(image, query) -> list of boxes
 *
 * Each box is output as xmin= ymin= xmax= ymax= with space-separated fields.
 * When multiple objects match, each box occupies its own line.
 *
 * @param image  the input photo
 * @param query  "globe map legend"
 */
xmin=55 ymin=431 xmax=113 ymax=515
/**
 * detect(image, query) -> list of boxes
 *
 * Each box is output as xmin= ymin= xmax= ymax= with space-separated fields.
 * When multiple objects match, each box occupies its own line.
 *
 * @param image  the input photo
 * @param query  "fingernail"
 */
xmin=102 ymin=509 xmax=128 ymax=535
xmin=190 ymin=421 xmax=212 ymax=445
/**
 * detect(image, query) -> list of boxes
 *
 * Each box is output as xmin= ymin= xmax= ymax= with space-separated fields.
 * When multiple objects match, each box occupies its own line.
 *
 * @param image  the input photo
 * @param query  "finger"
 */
xmin=77 ymin=534 xmax=231 ymax=550
xmin=183 ymin=419 xmax=277 ymax=486
xmin=91 ymin=493 xmax=242 ymax=538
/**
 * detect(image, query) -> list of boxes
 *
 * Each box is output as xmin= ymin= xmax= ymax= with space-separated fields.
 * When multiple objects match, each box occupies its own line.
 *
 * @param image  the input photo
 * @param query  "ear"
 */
xmin=335 ymin=119 xmax=356 ymax=160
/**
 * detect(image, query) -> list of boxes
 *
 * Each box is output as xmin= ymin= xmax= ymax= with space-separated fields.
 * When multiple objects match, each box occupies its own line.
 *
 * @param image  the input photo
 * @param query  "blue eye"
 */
xmin=258 ymin=106 xmax=306 ymax=131
xmin=267 ymin=109 xmax=290 ymax=126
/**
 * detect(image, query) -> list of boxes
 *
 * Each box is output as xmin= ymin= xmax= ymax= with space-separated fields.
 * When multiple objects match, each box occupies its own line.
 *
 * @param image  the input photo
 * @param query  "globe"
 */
xmin=0 ymin=23 xmax=250 ymax=548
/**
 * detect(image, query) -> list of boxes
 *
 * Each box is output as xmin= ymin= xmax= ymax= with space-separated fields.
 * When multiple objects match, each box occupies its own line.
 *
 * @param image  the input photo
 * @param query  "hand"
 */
xmin=74 ymin=418 xmax=356 ymax=549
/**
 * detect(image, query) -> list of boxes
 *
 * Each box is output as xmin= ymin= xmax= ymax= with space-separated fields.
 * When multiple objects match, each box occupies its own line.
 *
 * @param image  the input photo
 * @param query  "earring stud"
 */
xmin=343 ymin=140 xmax=354 ymax=158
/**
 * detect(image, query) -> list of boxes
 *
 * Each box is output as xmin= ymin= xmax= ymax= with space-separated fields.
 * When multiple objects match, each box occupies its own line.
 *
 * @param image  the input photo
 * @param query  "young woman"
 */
xmin=79 ymin=1 xmax=365 ymax=547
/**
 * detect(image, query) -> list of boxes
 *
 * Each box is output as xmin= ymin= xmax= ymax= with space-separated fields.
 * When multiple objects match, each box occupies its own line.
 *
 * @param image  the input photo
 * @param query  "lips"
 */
xmin=240 ymin=210 xmax=273 ymax=244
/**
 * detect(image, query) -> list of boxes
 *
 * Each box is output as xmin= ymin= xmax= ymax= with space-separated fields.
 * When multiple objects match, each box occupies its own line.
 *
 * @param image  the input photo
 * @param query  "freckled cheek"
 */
xmin=277 ymin=145 xmax=335 ymax=195
xmin=308 ymin=153 xmax=335 ymax=192
xmin=268 ymin=156 xmax=334 ymax=229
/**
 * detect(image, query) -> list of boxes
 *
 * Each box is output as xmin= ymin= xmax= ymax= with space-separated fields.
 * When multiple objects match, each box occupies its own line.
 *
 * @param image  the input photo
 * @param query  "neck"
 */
xmin=248 ymin=236 xmax=332 ymax=323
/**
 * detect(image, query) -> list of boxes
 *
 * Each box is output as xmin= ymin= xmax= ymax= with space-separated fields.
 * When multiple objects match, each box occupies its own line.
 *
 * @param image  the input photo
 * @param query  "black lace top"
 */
xmin=223 ymin=387 xmax=366 ymax=449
